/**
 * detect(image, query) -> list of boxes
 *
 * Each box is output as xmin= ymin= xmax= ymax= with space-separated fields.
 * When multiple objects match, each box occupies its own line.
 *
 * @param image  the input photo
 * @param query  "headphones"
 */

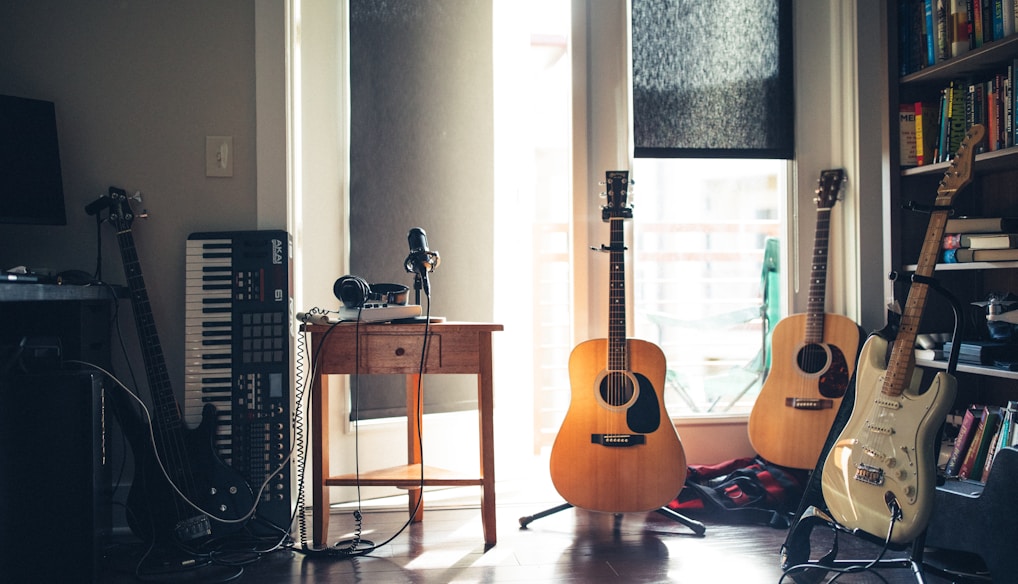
xmin=333 ymin=275 xmax=409 ymax=308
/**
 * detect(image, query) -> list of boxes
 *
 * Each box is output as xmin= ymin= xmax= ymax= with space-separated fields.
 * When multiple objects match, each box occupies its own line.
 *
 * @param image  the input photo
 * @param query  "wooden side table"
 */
xmin=305 ymin=321 xmax=503 ymax=547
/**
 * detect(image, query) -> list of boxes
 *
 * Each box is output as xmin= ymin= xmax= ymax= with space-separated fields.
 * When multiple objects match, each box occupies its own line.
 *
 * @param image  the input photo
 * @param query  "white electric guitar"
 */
xmin=820 ymin=124 xmax=983 ymax=544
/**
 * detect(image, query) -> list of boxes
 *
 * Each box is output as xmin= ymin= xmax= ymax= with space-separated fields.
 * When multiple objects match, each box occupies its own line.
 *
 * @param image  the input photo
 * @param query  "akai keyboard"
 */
xmin=183 ymin=230 xmax=293 ymax=532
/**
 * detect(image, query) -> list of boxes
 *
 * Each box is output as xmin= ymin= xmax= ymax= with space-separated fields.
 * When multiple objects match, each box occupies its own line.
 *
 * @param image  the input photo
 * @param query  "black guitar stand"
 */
xmin=519 ymin=501 xmax=707 ymax=536
xmin=779 ymin=271 xmax=963 ymax=584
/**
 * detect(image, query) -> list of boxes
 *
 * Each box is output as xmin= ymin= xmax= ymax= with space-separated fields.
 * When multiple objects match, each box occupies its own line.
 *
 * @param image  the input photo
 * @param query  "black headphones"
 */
xmin=333 ymin=275 xmax=409 ymax=308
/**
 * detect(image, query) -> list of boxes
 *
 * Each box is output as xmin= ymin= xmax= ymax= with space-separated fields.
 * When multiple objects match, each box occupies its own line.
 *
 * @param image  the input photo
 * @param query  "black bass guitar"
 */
xmin=104 ymin=187 xmax=253 ymax=545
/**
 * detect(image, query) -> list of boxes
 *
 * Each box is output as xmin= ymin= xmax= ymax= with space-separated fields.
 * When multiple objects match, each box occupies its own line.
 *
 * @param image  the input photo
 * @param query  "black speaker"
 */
xmin=0 ymin=371 xmax=110 ymax=583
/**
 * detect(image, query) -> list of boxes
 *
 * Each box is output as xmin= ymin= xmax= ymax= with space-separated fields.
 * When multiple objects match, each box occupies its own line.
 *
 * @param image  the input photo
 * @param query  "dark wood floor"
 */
xmin=95 ymin=491 xmax=981 ymax=584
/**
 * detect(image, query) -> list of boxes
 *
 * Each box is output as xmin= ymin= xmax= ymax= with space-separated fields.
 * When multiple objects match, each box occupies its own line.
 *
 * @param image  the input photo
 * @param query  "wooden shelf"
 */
xmin=905 ymin=260 xmax=1018 ymax=271
xmin=324 ymin=464 xmax=483 ymax=489
xmin=900 ymin=35 xmax=1018 ymax=87
xmin=917 ymin=358 xmax=1018 ymax=380
xmin=902 ymin=145 xmax=1018 ymax=176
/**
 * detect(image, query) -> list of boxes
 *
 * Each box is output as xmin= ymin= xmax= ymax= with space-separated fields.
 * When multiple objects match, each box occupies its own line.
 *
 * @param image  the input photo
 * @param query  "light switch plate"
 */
xmin=206 ymin=136 xmax=233 ymax=177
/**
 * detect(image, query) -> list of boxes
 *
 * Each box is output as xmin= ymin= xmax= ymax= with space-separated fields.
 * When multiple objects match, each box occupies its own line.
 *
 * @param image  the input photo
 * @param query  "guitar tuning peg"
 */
xmin=137 ymin=209 xmax=150 ymax=219
xmin=130 ymin=191 xmax=143 ymax=203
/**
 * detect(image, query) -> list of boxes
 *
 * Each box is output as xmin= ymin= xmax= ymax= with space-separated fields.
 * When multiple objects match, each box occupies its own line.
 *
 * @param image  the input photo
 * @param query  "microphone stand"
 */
xmin=412 ymin=271 xmax=425 ymax=307
xmin=403 ymin=250 xmax=443 ymax=323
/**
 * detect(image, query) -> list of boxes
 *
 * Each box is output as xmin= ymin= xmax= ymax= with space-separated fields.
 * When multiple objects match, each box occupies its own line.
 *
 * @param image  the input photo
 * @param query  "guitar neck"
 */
xmin=805 ymin=206 xmax=832 ymax=343
xmin=116 ymin=227 xmax=180 ymax=429
xmin=883 ymin=198 xmax=954 ymax=397
xmin=608 ymin=215 xmax=627 ymax=371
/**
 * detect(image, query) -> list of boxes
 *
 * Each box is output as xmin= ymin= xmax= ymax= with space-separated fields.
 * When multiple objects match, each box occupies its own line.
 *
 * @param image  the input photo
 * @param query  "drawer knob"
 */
xmin=395 ymin=347 xmax=405 ymax=356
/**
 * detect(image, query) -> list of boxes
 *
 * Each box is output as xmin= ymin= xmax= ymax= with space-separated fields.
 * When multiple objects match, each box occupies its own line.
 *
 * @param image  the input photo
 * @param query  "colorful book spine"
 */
xmin=946 ymin=405 xmax=983 ymax=476
xmin=950 ymin=0 xmax=970 ymax=58
xmin=960 ymin=406 xmax=1001 ymax=481
xmin=901 ymin=104 xmax=918 ymax=166
xmin=972 ymin=0 xmax=984 ymax=48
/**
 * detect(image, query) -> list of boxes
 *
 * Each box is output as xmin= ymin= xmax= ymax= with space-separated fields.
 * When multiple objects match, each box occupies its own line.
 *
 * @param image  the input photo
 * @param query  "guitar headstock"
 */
xmin=936 ymin=124 xmax=985 ymax=205
xmin=602 ymin=170 xmax=633 ymax=222
xmin=105 ymin=186 xmax=139 ymax=232
xmin=814 ymin=169 xmax=846 ymax=210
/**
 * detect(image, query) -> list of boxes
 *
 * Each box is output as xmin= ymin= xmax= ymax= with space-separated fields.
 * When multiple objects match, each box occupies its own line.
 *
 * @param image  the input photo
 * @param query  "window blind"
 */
xmin=632 ymin=0 xmax=794 ymax=159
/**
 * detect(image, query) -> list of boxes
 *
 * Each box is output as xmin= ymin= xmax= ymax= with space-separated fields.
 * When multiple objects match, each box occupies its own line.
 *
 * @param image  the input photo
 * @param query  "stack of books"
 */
xmin=941 ymin=339 xmax=1018 ymax=365
xmin=944 ymin=401 xmax=1018 ymax=483
xmin=941 ymin=217 xmax=1018 ymax=262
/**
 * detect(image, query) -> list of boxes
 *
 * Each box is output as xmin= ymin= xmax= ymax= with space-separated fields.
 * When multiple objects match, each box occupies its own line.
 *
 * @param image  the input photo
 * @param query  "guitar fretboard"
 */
xmin=117 ymin=227 xmax=181 ymax=431
xmin=882 ymin=125 xmax=983 ymax=398
xmin=604 ymin=170 xmax=631 ymax=373
xmin=805 ymin=207 xmax=831 ymax=344
xmin=608 ymin=215 xmax=627 ymax=371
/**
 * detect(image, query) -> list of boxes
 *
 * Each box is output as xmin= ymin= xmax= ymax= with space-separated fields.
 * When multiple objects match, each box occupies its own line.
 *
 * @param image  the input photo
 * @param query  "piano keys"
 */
xmin=184 ymin=230 xmax=293 ymax=533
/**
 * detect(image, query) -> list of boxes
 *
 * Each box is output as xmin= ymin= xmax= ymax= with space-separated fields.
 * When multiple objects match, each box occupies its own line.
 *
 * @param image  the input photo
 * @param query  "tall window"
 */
xmin=499 ymin=1 xmax=789 ymax=456
xmin=631 ymin=159 xmax=785 ymax=416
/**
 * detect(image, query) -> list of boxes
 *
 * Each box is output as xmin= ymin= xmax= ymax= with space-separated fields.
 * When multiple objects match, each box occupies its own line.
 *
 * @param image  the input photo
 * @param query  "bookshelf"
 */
xmin=888 ymin=1 xmax=1018 ymax=578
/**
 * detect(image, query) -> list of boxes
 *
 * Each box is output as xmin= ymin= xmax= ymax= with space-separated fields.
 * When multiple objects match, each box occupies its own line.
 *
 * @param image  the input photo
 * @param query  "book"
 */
xmin=984 ymin=401 xmax=1015 ymax=478
xmin=959 ymin=406 xmax=1001 ymax=480
xmin=1005 ymin=402 xmax=1013 ymax=447
xmin=949 ymin=79 xmax=969 ymax=155
xmin=973 ymin=0 xmax=984 ymax=48
xmin=970 ymin=407 xmax=1001 ymax=481
xmin=900 ymin=104 xmax=918 ymax=166
xmin=915 ymin=347 xmax=944 ymax=360
xmin=942 ymin=340 xmax=1018 ymax=364
xmin=946 ymin=405 xmax=984 ymax=476
xmin=964 ymin=233 xmax=1018 ymax=249
xmin=915 ymin=101 xmax=939 ymax=165
xmin=993 ymin=0 xmax=1005 ymax=40
xmin=936 ymin=0 xmax=949 ymax=62
xmin=950 ymin=0 xmax=970 ymax=58
xmin=944 ymin=217 xmax=1018 ymax=233
xmin=951 ymin=247 xmax=1018 ymax=261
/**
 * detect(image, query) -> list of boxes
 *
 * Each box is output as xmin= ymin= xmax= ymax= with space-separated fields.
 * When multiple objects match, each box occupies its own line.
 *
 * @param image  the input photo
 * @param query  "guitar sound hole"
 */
xmin=599 ymin=372 xmax=635 ymax=406
xmin=797 ymin=343 xmax=830 ymax=374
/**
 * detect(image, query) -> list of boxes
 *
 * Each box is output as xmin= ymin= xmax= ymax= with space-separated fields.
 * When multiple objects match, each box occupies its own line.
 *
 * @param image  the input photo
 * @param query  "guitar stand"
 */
xmin=780 ymin=509 xmax=928 ymax=584
xmin=518 ymin=501 xmax=707 ymax=536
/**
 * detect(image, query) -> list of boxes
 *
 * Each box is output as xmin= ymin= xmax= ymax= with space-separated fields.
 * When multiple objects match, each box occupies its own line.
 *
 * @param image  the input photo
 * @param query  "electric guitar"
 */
xmin=748 ymin=169 xmax=862 ymax=470
xmin=549 ymin=171 xmax=687 ymax=513
xmin=104 ymin=188 xmax=254 ymax=545
xmin=821 ymin=125 xmax=983 ymax=544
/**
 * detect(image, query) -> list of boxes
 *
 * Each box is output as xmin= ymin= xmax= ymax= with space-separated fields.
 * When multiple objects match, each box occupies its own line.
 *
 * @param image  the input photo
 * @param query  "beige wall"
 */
xmin=0 ymin=1 xmax=266 ymax=397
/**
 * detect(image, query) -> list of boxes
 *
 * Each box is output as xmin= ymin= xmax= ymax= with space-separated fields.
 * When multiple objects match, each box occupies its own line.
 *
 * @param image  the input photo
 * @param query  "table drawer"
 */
xmin=360 ymin=332 xmax=442 ymax=373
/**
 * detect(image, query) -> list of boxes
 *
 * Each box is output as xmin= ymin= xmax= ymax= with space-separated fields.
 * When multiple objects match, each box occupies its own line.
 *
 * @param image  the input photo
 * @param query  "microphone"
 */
xmin=404 ymin=227 xmax=440 ymax=297
xmin=84 ymin=196 xmax=113 ymax=216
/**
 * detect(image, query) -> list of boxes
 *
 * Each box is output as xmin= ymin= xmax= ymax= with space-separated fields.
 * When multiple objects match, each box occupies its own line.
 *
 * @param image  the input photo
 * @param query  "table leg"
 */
xmin=407 ymin=373 xmax=424 ymax=522
xmin=478 ymin=332 xmax=497 ymax=546
xmin=312 ymin=372 xmax=331 ymax=546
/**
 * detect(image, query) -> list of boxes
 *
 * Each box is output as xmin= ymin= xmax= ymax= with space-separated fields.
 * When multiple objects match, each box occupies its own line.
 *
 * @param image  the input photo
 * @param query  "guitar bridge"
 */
xmin=784 ymin=397 xmax=834 ymax=410
xmin=591 ymin=434 xmax=646 ymax=447
xmin=175 ymin=515 xmax=212 ymax=541
xmin=853 ymin=463 xmax=885 ymax=486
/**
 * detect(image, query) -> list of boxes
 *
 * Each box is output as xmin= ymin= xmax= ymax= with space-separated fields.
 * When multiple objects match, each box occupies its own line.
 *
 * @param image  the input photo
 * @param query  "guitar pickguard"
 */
xmin=626 ymin=372 xmax=660 ymax=434
xmin=817 ymin=344 xmax=850 ymax=398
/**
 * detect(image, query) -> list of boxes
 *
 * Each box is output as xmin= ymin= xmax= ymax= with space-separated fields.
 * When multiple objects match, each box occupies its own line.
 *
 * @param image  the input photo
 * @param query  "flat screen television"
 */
xmin=0 ymin=94 xmax=67 ymax=225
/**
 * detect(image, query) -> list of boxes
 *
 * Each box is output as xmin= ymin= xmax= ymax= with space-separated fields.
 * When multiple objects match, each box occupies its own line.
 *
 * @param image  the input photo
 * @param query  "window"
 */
xmin=500 ymin=1 xmax=790 ymax=457
xmin=632 ymin=158 xmax=785 ymax=416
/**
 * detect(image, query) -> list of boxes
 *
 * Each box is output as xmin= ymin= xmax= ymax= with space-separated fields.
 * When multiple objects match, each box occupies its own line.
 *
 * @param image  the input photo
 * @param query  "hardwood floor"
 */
xmin=96 ymin=485 xmax=972 ymax=584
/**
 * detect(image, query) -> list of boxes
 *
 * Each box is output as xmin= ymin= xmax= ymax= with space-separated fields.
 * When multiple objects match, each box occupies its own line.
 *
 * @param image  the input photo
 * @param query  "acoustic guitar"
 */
xmin=549 ymin=170 xmax=687 ymax=513
xmin=821 ymin=125 xmax=983 ymax=544
xmin=103 ymin=188 xmax=254 ymax=545
xmin=748 ymin=169 xmax=862 ymax=470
